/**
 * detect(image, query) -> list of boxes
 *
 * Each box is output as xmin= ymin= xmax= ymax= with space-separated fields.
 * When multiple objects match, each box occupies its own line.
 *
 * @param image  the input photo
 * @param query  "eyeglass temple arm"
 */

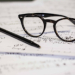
xmin=35 ymin=13 xmax=75 ymax=24
xmin=18 ymin=13 xmax=66 ymax=17
xmin=45 ymin=18 xmax=75 ymax=24
xmin=18 ymin=13 xmax=75 ymax=24
xmin=34 ymin=13 xmax=66 ymax=17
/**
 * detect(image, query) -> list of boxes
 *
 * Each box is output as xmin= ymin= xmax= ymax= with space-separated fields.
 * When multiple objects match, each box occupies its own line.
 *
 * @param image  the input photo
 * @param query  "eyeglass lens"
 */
xmin=23 ymin=17 xmax=44 ymax=36
xmin=56 ymin=18 xmax=75 ymax=41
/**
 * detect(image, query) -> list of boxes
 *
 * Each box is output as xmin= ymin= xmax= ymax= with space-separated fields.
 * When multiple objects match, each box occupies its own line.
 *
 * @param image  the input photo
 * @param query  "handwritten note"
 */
xmin=0 ymin=0 xmax=75 ymax=75
xmin=0 ymin=0 xmax=75 ymax=57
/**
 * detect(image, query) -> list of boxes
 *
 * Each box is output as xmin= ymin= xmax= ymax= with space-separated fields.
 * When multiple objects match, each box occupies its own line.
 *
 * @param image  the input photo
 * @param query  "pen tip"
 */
xmin=39 ymin=46 xmax=41 ymax=48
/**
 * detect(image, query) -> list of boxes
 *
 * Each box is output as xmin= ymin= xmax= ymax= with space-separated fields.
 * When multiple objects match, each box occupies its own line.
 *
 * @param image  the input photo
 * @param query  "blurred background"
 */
xmin=0 ymin=0 xmax=75 ymax=17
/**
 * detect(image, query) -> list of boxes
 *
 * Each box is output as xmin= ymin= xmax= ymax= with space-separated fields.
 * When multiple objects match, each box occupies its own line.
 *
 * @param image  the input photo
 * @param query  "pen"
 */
xmin=0 ymin=28 xmax=40 ymax=48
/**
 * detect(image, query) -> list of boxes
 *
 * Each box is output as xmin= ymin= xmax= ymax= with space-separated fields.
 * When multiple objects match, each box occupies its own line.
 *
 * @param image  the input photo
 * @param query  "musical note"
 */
xmin=0 ymin=0 xmax=75 ymax=56
xmin=0 ymin=0 xmax=75 ymax=75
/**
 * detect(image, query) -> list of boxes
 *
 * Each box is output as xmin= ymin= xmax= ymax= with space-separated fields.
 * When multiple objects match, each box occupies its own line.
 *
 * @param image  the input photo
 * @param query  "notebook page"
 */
xmin=0 ymin=0 xmax=75 ymax=56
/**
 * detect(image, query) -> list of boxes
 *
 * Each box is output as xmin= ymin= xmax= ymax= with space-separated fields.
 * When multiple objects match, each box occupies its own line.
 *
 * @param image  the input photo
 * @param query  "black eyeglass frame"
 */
xmin=18 ymin=13 xmax=75 ymax=42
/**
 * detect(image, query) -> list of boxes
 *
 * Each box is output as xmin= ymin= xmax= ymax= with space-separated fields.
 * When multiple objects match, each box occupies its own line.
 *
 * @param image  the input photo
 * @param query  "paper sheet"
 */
xmin=0 ymin=0 xmax=75 ymax=75
xmin=0 ymin=0 xmax=75 ymax=57
xmin=0 ymin=54 xmax=75 ymax=75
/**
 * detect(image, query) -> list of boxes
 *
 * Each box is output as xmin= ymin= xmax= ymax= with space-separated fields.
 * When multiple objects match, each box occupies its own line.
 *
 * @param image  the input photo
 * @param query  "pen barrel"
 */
xmin=0 ymin=28 xmax=40 ymax=48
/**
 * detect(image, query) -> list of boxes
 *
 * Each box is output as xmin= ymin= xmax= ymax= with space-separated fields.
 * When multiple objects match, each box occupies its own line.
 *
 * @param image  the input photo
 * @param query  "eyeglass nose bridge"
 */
xmin=45 ymin=19 xmax=56 ymax=23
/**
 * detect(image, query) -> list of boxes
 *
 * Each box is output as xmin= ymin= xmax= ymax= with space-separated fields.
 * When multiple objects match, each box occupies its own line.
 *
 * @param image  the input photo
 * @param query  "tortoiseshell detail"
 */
xmin=18 ymin=13 xmax=75 ymax=42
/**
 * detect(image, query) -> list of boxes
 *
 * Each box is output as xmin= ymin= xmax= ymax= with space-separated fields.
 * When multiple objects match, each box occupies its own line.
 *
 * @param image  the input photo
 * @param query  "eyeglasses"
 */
xmin=18 ymin=13 xmax=75 ymax=42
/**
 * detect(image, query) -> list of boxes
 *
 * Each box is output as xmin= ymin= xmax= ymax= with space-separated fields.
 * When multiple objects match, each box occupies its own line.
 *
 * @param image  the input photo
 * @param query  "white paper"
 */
xmin=0 ymin=54 xmax=75 ymax=75
xmin=0 ymin=0 xmax=75 ymax=75
xmin=0 ymin=0 xmax=75 ymax=57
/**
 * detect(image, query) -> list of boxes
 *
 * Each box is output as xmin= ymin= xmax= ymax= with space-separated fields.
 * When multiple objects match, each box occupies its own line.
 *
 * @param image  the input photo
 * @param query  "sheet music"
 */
xmin=0 ymin=0 xmax=75 ymax=57
xmin=0 ymin=54 xmax=75 ymax=75
xmin=0 ymin=0 xmax=75 ymax=75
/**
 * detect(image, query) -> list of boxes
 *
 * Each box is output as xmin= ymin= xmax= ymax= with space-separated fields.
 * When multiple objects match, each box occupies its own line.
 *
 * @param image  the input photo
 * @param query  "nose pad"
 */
xmin=43 ymin=20 xmax=57 ymax=39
